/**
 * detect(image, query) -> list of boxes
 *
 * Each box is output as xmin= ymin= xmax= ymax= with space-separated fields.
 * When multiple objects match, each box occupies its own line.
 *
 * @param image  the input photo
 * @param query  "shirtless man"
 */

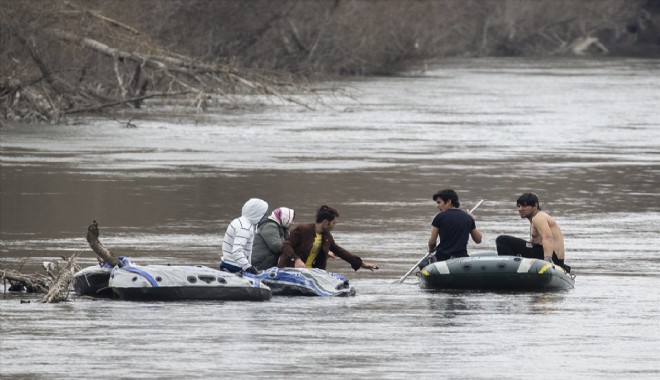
xmin=496 ymin=193 xmax=570 ymax=272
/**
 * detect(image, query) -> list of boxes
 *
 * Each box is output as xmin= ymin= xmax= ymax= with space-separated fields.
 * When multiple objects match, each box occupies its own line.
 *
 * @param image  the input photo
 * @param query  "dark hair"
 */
xmin=517 ymin=193 xmax=541 ymax=210
xmin=432 ymin=189 xmax=460 ymax=208
xmin=316 ymin=205 xmax=339 ymax=223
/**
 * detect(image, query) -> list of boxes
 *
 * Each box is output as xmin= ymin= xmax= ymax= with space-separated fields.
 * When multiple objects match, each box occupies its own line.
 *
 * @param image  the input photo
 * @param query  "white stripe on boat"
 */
xmin=433 ymin=261 xmax=450 ymax=274
xmin=517 ymin=259 xmax=535 ymax=273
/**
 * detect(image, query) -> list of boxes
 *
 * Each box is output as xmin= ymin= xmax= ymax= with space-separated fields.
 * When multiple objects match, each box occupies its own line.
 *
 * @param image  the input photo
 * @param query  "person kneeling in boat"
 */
xmin=251 ymin=207 xmax=295 ymax=271
xmin=220 ymin=198 xmax=269 ymax=275
xmin=277 ymin=205 xmax=379 ymax=272
xmin=495 ymin=193 xmax=571 ymax=273
xmin=421 ymin=189 xmax=483 ymax=269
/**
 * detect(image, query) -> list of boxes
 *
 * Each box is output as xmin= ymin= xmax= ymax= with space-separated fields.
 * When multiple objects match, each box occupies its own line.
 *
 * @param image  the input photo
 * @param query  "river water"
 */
xmin=1 ymin=58 xmax=659 ymax=379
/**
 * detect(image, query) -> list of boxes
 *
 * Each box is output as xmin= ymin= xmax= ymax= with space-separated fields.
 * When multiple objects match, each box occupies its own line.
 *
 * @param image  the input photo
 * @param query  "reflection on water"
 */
xmin=1 ymin=58 xmax=660 ymax=378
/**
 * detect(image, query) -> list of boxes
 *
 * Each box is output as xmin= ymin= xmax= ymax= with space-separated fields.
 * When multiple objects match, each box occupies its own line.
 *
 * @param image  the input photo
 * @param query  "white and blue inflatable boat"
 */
xmin=74 ymin=261 xmax=353 ymax=299
xmin=249 ymin=267 xmax=355 ymax=297
xmin=108 ymin=264 xmax=272 ymax=301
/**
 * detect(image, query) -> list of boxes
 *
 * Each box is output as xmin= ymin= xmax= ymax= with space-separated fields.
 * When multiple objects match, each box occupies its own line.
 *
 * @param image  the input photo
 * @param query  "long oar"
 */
xmin=396 ymin=199 xmax=485 ymax=284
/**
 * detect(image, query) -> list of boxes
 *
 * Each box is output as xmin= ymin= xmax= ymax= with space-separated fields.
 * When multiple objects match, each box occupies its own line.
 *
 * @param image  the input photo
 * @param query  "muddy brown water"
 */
xmin=1 ymin=58 xmax=659 ymax=379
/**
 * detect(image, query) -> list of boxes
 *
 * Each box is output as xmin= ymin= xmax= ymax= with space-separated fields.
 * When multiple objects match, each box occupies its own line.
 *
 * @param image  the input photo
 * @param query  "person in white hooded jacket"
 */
xmin=220 ymin=198 xmax=269 ymax=274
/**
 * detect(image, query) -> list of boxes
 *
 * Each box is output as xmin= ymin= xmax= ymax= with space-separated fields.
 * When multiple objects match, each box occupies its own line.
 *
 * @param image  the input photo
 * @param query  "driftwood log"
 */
xmin=42 ymin=253 xmax=81 ymax=303
xmin=86 ymin=220 xmax=124 ymax=268
xmin=1 ymin=269 xmax=50 ymax=293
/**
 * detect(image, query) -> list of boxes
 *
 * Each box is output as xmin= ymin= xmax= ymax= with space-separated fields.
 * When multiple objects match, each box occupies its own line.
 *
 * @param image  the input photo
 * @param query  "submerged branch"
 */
xmin=1 ymin=270 xmax=50 ymax=293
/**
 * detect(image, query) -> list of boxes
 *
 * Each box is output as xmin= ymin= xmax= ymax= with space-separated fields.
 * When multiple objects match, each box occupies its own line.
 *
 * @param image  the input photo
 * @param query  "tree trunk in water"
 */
xmin=86 ymin=220 xmax=124 ymax=268
xmin=1 ymin=270 xmax=50 ymax=293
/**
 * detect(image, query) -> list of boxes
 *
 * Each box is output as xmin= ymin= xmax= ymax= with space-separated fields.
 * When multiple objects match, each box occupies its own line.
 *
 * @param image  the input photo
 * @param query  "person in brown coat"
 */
xmin=277 ymin=205 xmax=379 ymax=272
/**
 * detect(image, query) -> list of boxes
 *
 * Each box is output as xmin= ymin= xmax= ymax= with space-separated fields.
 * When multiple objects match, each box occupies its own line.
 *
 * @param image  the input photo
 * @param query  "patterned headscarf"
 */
xmin=268 ymin=207 xmax=295 ymax=228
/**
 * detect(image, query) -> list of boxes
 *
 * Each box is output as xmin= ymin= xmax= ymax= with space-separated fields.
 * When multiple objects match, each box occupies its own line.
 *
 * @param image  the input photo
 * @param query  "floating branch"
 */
xmin=86 ymin=220 xmax=124 ymax=268
xmin=42 ymin=253 xmax=81 ymax=303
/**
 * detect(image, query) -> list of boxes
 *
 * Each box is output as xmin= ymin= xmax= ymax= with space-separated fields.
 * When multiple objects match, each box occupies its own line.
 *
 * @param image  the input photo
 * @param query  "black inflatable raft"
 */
xmin=73 ymin=265 xmax=115 ymax=298
xmin=418 ymin=252 xmax=575 ymax=291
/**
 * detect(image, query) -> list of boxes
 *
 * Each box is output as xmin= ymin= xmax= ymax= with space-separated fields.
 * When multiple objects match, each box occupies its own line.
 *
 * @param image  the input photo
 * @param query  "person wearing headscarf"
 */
xmin=251 ymin=207 xmax=295 ymax=270
xmin=220 ymin=198 xmax=269 ymax=274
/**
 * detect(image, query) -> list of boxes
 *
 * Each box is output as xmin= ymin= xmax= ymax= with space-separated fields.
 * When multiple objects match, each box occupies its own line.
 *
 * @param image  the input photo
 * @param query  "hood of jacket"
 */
xmin=242 ymin=198 xmax=269 ymax=225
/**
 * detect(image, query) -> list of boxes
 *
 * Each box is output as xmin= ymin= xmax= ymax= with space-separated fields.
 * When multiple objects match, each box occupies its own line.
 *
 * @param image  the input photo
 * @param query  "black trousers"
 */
xmin=496 ymin=235 xmax=571 ymax=273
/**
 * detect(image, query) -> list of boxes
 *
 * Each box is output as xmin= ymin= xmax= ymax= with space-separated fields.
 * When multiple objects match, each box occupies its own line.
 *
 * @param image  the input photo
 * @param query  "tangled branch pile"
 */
xmin=0 ymin=221 xmax=120 ymax=303
xmin=1 ymin=269 xmax=50 ymax=293
xmin=1 ymin=253 xmax=81 ymax=303
xmin=0 ymin=0 xmax=308 ymax=122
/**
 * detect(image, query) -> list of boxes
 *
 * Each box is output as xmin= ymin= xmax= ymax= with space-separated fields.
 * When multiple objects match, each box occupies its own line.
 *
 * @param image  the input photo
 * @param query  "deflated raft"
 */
xmin=109 ymin=264 xmax=272 ymax=301
xmin=73 ymin=256 xmax=134 ymax=298
xmin=73 ymin=265 xmax=114 ymax=298
xmin=418 ymin=252 xmax=575 ymax=291
xmin=249 ymin=267 xmax=355 ymax=297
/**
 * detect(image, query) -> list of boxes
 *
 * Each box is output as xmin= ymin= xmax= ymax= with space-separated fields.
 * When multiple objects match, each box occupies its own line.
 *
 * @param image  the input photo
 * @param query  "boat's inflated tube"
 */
xmin=418 ymin=252 xmax=575 ymax=291
xmin=249 ymin=267 xmax=355 ymax=296
xmin=109 ymin=264 xmax=272 ymax=301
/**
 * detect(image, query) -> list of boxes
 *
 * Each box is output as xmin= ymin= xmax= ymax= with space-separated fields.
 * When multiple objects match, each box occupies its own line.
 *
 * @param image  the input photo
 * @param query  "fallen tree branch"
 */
xmin=42 ymin=253 xmax=80 ymax=303
xmin=4 ymin=4 xmax=314 ymax=123
xmin=59 ymin=8 xmax=142 ymax=36
xmin=64 ymin=91 xmax=191 ymax=114
xmin=1 ymin=269 xmax=50 ymax=293
xmin=86 ymin=220 xmax=124 ymax=267
xmin=46 ymin=28 xmax=299 ymax=97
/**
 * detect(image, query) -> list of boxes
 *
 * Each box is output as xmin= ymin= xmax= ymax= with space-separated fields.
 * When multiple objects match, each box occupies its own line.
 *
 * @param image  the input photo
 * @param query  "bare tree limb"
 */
xmin=42 ymin=253 xmax=81 ymax=303
xmin=65 ymin=91 xmax=191 ymax=114
xmin=1 ymin=270 xmax=50 ymax=293
xmin=85 ymin=220 xmax=123 ymax=267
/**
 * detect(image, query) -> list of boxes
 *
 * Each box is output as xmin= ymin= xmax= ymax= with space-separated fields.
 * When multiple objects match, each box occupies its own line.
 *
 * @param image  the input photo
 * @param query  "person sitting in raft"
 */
xmin=421 ymin=189 xmax=482 ymax=269
xmin=220 ymin=198 xmax=269 ymax=275
xmin=277 ymin=205 xmax=379 ymax=272
xmin=251 ymin=207 xmax=295 ymax=271
xmin=495 ymin=192 xmax=570 ymax=273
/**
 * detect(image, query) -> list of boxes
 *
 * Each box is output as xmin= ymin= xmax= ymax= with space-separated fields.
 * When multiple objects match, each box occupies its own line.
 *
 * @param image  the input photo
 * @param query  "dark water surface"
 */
xmin=2 ymin=58 xmax=659 ymax=379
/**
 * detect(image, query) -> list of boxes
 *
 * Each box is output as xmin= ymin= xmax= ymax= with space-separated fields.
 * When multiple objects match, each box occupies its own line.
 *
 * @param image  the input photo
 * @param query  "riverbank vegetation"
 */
xmin=2 ymin=0 xmax=658 ymax=123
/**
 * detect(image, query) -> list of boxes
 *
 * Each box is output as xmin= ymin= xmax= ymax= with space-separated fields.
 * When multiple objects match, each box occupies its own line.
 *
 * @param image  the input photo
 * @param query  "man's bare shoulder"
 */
xmin=531 ymin=211 xmax=553 ymax=225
